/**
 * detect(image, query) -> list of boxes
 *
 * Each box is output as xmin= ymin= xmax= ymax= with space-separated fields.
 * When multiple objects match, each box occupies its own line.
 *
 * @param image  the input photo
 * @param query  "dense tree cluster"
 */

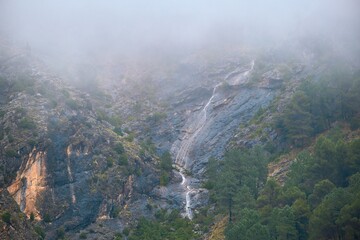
xmin=204 ymin=135 xmax=360 ymax=240
xmin=276 ymin=68 xmax=360 ymax=147
xmin=204 ymin=147 xmax=268 ymax=223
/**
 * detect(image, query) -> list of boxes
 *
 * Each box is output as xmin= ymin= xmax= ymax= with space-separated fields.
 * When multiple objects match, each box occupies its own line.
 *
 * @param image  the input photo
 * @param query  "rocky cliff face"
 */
xmin=7 ymin=147 xmax=47 ymax=220
xmin=146 ymin=49 xmax=326 ymax=219
xmin=0 ymin=42 xmax=160 ymax=239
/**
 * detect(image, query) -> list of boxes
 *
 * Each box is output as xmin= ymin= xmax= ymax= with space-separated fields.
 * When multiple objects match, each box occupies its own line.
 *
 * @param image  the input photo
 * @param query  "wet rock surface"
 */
xmin=142 ymin=60 xmax=280 ymax=215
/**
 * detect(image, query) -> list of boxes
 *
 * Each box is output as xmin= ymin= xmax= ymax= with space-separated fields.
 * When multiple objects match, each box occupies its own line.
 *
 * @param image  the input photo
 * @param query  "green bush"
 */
xmin=34 ymin=226 xmax=46 ymax=239
xmin=124 ymin=133 xmax=134 ymax=142
xmin=123 ymin=228 xmax=130 ymax=236
xmin=18 ymin=117 xmax=36 ymax=129
xmin=114 ymin=233 xmax=123 ymax=240
xmin=8 ymin=134 xmax=14 ymax=143
xmin=146 ymin=112 xmax=167 ymax=124
xmin=106 ymin=157 xmax=114 ymax=168
xmin=79 ymin=232 xmax=87 ymax=239
xmin=30 ymin=212 xmax=35 ymax=221
xmin=49 ymin=99 xmax=58 ymax=109
xmin=110 ymin=206 xmax=121 ymax=218
xmin=5 ymin=149 xmax=18 ymax=158
xmin=15 ymin=107 xmax=26 ymax=115
xmin=140 ymin=139 xmax=156 ymax=154
xmin=114 ymin=143 xmax=125 ymax=154
xmin=66 ymin=99 xmax=80 ymax=110
xmin=114 ymin=127 xmax=123 ymax=136
xmin=157 ymin=151 xmax=173 ymax=186
xmin=160 ymin=171 xmax=170 ymax=186
xmin=108 ymin=115 xmax=122 ymax=127
xmin=1 ymin=211 xmax=11 ymax=224
xmin=160 ymin=152 xmax=172 ymax=171
xmin=96 ymin=109 xmax=106 ymax=121
xmin=43 ymin=213 xmax=51 ymax=223
xmin=118 ymin=154 xmax=128 ymax=166
xmin=56 ymin=227 xmax=65 ymax=239
xmin=11 ymin=76 xmax=35 ymax=92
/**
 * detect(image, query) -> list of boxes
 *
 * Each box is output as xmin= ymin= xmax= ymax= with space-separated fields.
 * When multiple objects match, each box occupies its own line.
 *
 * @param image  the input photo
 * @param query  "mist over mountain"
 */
xmin=1 ymin=0 xmax=359 ymax=64
xmin=0 ymin=1 xmax=360 ymax=240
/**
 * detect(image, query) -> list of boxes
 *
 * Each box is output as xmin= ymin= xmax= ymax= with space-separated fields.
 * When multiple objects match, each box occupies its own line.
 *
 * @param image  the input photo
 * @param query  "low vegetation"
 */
xmin=18 ymin=117 xmax=36 ymax=129
xmin=128 ymin=210 xmax=198 ymax=240
xmin=159 ymin=151 xmax=172 ymax=186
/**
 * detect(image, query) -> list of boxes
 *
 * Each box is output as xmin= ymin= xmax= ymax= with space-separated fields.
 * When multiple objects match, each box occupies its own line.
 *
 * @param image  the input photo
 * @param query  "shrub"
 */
xmin=43 ymin=213 xmax=51 ymax=223
xmin=30 ymin=212 xmax=35 ymax=221
xmin=11 ymin=76 xmax=35 ymax=92
xmin=56 ymin=227 xmax=65 ymax=239
xmin=8 ymin=134 xmax=14 ymax=143
xmin=146 ymin=112 xmax=167 ymax=124
xmin=146 ymin=203 xmax=153 ymax=211
xmin=79 ymin=232 xmax=87 ymax=239
xmin=114 ymin=232 xmax=123 ymax=240
xmin=114 ymin=127 xmax=123 ymax=136
xmin=28 ymin=139 xmax=37 ymax=147
xmin=118 ymin=154 xmax=128 ymax=166
xmin=1 ymin=211 xmax=11 ymax=224
xmin=114 ymin=143 xmax=125 ymax=154
xmin=34 ymin=226 xmax=46 ymax=239
xmin=110 ymin=206 xmax=121 ymax=218
xmin=96 ymin=109 xmax=106 ymax=121
xmin=160 ymin=171 xmax=170 ymax=186
xmin=124 ymin=133 xmax=134 ymax=142
xmin=106 ymin=157 xmax=114 ymax=168
xmin=108 ymin=115 xmax=122 ymax=127
xmin=160 ymin=152 xmax=172 ymax=171
xmin=123 ymin=228 xmax=130 ymax=236
xmin=18 ymin=117 xmax=36 ymax=129
xmin=66 ymin=99 xmax=80 ymax=110
xmin=49 ymin=99 xmax=58 ymax=108
xmin=5 ymin=149 xmax=18 ymax=158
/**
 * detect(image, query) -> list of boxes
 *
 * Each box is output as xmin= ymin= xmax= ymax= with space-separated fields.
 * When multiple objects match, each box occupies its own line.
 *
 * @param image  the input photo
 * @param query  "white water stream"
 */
xmin=174 ymin=60 xmax=255 ymax=219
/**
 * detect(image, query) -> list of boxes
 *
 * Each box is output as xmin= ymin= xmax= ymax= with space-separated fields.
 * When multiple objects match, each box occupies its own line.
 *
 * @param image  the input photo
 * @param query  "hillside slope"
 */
xmin=0 ymin=41 xmax=160 ymax=239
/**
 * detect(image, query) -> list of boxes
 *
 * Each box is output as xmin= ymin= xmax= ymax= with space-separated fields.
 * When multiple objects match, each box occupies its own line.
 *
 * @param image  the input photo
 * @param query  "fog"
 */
xmin=1 ymin=0 xmax=359 ymax=67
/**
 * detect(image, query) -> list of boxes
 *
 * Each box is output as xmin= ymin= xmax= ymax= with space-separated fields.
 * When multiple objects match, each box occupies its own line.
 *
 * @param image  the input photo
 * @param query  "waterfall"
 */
xmin=174 ymin=83 xmax=221 ymax=219
xmin=175 ymin=82 xmax=222 ymax=168
xmin=67 ymin=157 xmax=76 ymax=204
xmin=174 ymin=60 xmax=255 ymax=219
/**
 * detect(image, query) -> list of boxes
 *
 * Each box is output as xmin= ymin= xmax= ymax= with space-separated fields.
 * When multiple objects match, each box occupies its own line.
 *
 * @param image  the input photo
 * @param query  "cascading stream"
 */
xmin=174 ymin=83 xmax=221 ymax=219
xmin=175 ymin=82 xmax=222 ymax=167
xmin=174 ymin=60 xmax=255 ymax=219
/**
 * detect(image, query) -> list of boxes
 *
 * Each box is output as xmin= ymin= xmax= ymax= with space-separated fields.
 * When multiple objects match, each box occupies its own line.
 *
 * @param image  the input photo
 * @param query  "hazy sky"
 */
xmin=0 ymin=0 xmax=359 ymax=59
